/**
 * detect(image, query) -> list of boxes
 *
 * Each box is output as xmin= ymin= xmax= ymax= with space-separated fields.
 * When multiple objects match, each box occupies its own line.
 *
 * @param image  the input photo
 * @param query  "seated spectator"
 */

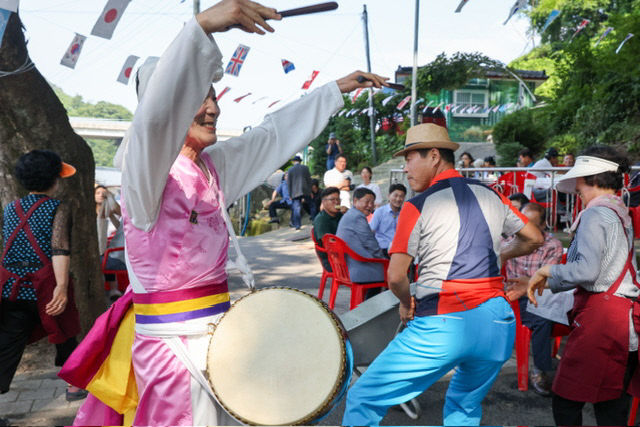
xmin=357 ymin=166 xmax=383 ymax=208
xmin=508 ymin=193 xmax=530 ymax=211
xmin=563 ymin=153 xmax=575 ymax=167
xmin=336 ymin=188 xmax=386 ymax=284
xmin=95 ymin=185 xmax=123 ymax=300
xmin=313 ymin=187 xmax=343 ymax=272
xmin=459 ymin=152 xmax=474 ymax=177
xmin=503 ymin=202 xmax=563 ymax=396
xmin=305 ymin=178 xmax=322 ymax=220
xmin=532 ymin=147 xmax=560 ymax=202
xmin=267 ymin=173 xmax=292 ymax=224
xmin=476 ymin=156 xmax=499 ymax=181
xmin=626 ymin=162 xmax=640 ymax=207
xmin=370 ymin=183 xmax=407 ymax=256
xmin=519 ymin=148 xmax=535 ymax=168
xmin=324 ymin=154 xmax=354 ymax=208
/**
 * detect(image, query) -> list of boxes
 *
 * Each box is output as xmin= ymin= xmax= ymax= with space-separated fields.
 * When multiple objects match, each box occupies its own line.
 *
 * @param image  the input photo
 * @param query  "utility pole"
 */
xmin=410 ymin=0 xmax=420 ymax=126
xmin=193 ymin=0 xmax=200 ymax=15
xmin=362 ymin=4 xmax=377 ymax=164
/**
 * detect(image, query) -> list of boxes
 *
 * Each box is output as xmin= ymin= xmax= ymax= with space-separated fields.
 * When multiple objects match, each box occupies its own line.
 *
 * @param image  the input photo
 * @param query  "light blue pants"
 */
xmin=342 ymin=297 xmax=515 ymax=426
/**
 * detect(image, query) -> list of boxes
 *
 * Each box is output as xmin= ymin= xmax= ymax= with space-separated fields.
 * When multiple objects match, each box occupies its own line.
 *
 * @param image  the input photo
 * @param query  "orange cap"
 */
xmin=60 ymin=161 xmax=76 ymax=178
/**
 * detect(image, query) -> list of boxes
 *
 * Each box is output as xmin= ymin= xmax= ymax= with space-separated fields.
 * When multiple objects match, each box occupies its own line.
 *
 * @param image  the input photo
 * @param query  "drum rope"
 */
xmin=218 ymin=193 xmax=255 ymax=291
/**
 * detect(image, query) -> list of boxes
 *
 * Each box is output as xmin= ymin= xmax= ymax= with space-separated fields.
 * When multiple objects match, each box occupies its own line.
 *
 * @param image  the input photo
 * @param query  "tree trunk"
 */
xmin=0 ymin=13 xmax=105 ymax=332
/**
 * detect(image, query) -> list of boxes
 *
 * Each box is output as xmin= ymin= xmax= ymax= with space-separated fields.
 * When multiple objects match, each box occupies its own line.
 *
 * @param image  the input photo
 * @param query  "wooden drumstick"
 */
xmin=356 ymin=75 xmax=405 ymax=91
xmin=278 ymin=2 xmax=338 ymax=18
xmin=226 ymin=2 xmax=338 ymax=30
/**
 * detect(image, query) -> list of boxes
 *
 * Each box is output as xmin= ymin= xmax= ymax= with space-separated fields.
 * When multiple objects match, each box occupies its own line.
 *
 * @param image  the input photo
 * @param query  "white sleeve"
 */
xmin=208 ymin=82 xmax=344 ymax=207
xmin=121 ymin=18 xmax=224 ymax=231
xmin=373 ymin=184 xmax=383 ymax=205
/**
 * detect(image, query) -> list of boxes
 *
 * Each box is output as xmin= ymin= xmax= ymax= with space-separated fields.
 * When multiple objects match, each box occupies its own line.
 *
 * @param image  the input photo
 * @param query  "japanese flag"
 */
xmin=91 ymin=0 xmax=131 ymax=40
xmin=60 ymin=33 xmax=87 ymax=69
xmin=117 ymin=55 xmax=139 ymax=84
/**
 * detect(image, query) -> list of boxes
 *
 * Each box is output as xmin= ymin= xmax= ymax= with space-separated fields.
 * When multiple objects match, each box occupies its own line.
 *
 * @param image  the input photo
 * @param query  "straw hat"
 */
xmin=393 ymin=123 xmax=460 ymax=157
xmin=555 ymin=155 xmax=620 ymax=194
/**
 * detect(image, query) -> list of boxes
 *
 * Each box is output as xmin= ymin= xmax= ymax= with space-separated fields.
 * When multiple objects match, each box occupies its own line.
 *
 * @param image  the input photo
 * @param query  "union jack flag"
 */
xmin=225 ymin=44 xmax=250 ymax=77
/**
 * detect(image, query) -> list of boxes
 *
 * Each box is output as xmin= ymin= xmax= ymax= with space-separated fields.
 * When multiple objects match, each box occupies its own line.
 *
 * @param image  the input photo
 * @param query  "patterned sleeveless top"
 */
xmin=1 ymin=195 xmax=61 ymax=301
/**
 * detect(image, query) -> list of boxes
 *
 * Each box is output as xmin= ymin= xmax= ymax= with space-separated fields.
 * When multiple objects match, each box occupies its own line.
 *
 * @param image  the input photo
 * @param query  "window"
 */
xmin=467 ymin=78 xmax=489 ymax=87
xmin=453 ymin=89 xmax=489 ymax=117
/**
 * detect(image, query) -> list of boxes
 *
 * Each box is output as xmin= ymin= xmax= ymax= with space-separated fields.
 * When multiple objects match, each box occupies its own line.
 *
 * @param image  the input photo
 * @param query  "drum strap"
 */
xmin=163 ymin=336 xmax=240 ymax=422
xmin=216 ymin=188 xmax=255 ymax=291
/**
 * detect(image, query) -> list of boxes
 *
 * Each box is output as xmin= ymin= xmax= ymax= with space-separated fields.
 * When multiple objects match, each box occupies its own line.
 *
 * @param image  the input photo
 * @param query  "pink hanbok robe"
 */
xmin=64 ymin=15 xmax=344 ymax=426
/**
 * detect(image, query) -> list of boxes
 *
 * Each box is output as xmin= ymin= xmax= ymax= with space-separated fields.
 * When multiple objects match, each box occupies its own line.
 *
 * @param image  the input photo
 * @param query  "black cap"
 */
xmin=545 ymin=147 xmax=559 ymax=158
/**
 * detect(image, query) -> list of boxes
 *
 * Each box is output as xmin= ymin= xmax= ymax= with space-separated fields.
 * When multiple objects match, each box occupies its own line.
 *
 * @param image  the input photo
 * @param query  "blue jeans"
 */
xmin=519 ymin=297 xmax=553 ymax=372
xmin=291 ymin=197 xmax=304 ymax=229
xmin=342 ymin=297 xmax=515 ymax=426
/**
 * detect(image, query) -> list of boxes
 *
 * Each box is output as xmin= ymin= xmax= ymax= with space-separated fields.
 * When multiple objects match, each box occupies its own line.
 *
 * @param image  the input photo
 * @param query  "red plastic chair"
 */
xmin=101 ymin=247 xmax=129 ymax=292
xmin=508 ymin=298 xmax=532 ymax=391
xmin=497 ymin=171 xmax=537 ymax=197
xmin=322 ymin=234 xmax=389 ymax=310
xmin=310 ymin=228 xmax=334 ymax=301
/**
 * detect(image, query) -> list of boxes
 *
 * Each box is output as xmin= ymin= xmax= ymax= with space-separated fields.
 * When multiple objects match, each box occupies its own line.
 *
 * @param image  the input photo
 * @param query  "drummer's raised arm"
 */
xmin=196 ymin=0 xmax=281 ymax=35
xmin=208 ymin=71 xmax=388 ymax=207
xmin=122 ymin=0 xmax=281 ymax=231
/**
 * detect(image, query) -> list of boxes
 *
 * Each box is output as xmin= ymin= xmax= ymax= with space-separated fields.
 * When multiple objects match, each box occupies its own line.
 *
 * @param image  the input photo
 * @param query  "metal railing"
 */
xmin=390 ymin=166 xmax=640 ymax=232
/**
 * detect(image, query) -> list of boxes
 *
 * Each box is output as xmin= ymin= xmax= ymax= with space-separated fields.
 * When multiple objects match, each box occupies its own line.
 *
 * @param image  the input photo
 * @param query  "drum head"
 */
xmin=207 ymin=287 xmax=346 ymax=425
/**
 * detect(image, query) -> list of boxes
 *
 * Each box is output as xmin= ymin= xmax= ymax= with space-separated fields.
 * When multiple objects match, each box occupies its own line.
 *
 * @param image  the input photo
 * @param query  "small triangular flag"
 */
xmin=281 ymin=59 xmax=295 ymax=74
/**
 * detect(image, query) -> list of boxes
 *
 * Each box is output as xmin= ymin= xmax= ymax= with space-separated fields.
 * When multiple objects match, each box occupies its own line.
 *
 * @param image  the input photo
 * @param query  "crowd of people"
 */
xmin=1 ymin=0 xmax=639 ymax=425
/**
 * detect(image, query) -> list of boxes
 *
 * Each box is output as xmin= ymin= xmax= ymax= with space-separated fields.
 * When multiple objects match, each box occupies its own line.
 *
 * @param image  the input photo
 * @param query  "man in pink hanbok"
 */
xmin=59 ymin=0 xmax=390 ymax=424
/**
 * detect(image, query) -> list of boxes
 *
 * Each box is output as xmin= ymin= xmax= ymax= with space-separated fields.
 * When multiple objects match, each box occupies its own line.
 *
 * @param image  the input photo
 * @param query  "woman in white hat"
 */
xmin=525 ymin=146 xmax=639 ymax=425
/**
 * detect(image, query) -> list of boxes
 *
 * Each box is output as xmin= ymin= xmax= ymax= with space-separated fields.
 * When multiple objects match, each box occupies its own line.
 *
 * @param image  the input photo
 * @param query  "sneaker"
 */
xmin=530 ymin=372 xmax=551 ymax=396
xmin=268 ymin=218 xmax=280 ymax=224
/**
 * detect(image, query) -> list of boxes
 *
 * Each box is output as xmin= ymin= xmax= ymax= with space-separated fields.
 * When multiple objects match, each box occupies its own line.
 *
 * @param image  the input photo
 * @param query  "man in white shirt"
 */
xmin=323 ymin=154 xmax=353 ymax=208
xmin=532 ymin=147 xmax=559 ymax=202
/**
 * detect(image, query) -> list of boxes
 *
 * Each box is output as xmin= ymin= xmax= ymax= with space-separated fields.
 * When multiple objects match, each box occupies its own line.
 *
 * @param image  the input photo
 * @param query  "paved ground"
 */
xmin=4 ymin=224 xmax=603 ymax=425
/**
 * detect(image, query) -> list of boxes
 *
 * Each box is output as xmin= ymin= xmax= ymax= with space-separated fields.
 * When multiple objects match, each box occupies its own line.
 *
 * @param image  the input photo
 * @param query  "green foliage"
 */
xmin=492 ymin=109 xmax=548 ymax=165
xmin=508 ymin=45 xmax=558 ymax=99
xmin=53 ymin=85 xmax=133 ymax=120
xmin=86 ymin=139 xmax=120 ymax=167
xmin=495 ymin=142 xmax=526 ymax=167
xmin=462 ymin=126 xmax=485 ymax=142
xmin=52 ymin=85 xmax=133 ymax=167
xmin=415 ymin=52 xmax=503 ymax=94
xmin=494 ymin=0 xmax=640 ymax=162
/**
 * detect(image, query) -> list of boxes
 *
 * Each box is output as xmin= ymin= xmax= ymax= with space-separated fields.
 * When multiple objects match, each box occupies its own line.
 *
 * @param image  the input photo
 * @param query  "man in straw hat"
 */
xmin=342 ymin=123 xmax=544 ymax=425
xmin=58 ymin=0 xmax=392 ymax=425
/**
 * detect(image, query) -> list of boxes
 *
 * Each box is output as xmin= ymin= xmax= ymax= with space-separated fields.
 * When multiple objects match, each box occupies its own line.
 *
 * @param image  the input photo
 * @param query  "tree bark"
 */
xmin=0 ymin=13 xmax=105 ymax=333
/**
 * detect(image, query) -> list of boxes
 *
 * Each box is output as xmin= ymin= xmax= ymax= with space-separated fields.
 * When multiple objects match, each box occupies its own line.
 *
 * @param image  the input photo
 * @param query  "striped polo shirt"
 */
xmin=389 ymin=169 xmax=527 ymax=316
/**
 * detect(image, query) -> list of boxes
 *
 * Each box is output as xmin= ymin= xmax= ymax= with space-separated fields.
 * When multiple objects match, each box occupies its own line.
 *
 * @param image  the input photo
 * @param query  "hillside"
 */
xmin=53 ymin=85 xmax=132 ymax=167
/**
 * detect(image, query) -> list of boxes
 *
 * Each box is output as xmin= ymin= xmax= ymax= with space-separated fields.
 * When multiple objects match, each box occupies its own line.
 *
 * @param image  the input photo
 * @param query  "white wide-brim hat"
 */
xmin=555 ymin=155 xmax=620 ymax=193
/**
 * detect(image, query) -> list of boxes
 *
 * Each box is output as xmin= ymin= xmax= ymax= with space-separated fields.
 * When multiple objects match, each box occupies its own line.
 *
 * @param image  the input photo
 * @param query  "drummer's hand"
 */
xmin=45 ymin=284 xmax=68 ymax=316
xmin=399 ymin=297 xmax=415 ymax=326
xmin=527 ymin=265 xmax=551 ymax=307
xmin=505 ymin=276 xmax=529 ymax=301
xmin=336 ymin=71 xmax=389 ymax=94
xmin=197 ymin=0 xmax=281 ymax=35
